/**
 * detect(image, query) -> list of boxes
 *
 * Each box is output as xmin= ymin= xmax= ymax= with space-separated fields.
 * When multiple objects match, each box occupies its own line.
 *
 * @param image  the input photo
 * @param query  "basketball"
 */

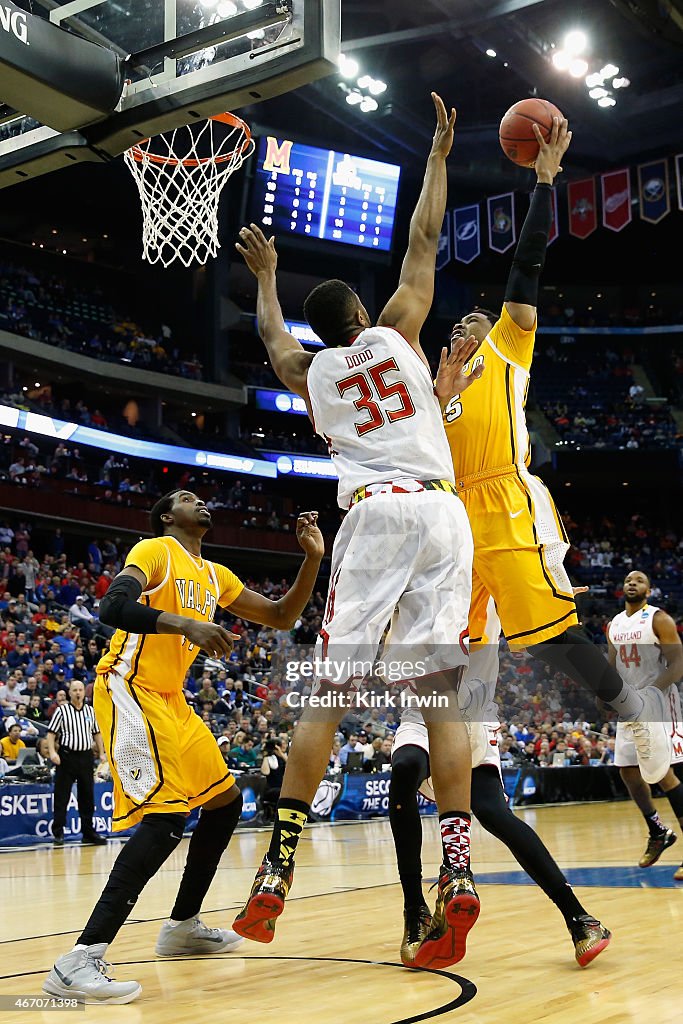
xmin=499 ymin=98 xmax=564 ymax=167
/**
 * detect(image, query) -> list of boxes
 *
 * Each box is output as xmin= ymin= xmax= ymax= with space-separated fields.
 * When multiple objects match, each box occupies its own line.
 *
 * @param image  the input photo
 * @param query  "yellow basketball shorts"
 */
xmin=94 ymin=671 xmax=235 ymax=831
xmin=457 ymin=465 xmax=579 ymax=647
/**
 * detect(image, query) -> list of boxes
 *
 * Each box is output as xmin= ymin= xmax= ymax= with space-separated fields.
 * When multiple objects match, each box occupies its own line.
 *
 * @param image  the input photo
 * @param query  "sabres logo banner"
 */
xmin=436 ymin=212 xmax=452 ymax=270
xmin=453 ymin=204 xmax=480 ymax=264
xmin=638 ymin=158 xmax=670 ymax=224
xmin=487 ymin=192 xmax=516 ymax=254
xmin=601 ymin=168 xmax=632 ymax=232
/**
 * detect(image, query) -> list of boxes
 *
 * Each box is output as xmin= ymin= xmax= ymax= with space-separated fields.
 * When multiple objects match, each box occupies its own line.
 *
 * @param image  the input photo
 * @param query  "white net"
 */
xmin=123 ymin=114 xmax=254 ymax=268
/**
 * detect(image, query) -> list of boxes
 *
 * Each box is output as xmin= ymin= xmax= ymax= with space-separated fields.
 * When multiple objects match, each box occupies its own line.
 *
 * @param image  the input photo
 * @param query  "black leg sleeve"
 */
xmin=389 ymin=745 xmax=430 ymax=910
xmin=78 ymin=812 xmax=186 ymax=946
xmin=529 ymin=626 xmax=635 ymax=709
xmin=170 ymin=793 xmax=243 ymax=922
xmin=472 ymin=767 xmax=586 ymax=926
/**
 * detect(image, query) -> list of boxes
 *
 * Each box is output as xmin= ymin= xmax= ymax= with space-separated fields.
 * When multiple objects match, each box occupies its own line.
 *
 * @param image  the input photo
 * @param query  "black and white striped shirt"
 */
xmin=48 ymin=702 xmax=100 ymax=752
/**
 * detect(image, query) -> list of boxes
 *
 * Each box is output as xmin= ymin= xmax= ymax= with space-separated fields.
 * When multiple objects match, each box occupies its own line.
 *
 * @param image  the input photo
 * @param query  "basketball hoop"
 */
xmin=123 ymin=112 xmax=254 ymax=269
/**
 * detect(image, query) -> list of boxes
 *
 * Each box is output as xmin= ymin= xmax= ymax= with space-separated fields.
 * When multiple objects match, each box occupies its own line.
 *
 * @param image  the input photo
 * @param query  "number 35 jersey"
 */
xmin=307 ymin=326 xmax=454 ymax=509
xmin=608 ymin=604 xmax=664 ymax=688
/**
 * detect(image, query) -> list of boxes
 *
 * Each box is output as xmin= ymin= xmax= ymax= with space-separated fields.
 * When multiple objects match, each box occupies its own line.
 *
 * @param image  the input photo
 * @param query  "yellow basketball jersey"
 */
xmin=443 ymin=305 xmax=536 ymax=480
xmin=97 ymin=536 xmax=244 ymax=694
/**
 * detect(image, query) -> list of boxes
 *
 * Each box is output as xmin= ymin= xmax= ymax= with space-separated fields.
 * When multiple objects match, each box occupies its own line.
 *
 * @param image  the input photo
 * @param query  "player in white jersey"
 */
xmin=607 ymin=570 xmax=683 ymax=879
xmin=232 ymin=94 xmax=483 ymax=969
xmin=390 ymin=598 xmax=610 ymax=969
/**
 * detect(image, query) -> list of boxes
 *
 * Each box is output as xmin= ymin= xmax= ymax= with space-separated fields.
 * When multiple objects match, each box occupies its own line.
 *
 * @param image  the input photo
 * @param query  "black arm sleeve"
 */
xmin=99 ymin=573 xmax=163 ymax=634
xmin=504 ymin=183 xmax=553 ymax=307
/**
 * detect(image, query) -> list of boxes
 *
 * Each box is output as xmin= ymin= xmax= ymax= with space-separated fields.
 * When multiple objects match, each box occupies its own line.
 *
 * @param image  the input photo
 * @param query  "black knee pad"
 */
xmin=390 ymin=745 xmax=430 ymax=797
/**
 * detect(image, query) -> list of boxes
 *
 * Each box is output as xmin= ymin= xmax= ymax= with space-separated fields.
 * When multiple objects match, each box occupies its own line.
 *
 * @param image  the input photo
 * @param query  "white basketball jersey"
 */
xmin=306 ymin=326 xmax=454 ymax=509
xmin=608 ymin=604 xmax=664 ymax=688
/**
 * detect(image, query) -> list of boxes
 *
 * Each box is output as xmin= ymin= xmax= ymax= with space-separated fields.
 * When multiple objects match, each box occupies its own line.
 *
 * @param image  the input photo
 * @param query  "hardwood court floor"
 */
xmin=0 ymin=800 xmax=681 ymax=1024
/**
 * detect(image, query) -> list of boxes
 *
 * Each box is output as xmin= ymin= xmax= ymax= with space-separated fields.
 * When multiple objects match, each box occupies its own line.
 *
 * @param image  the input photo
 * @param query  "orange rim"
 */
xmin=128 ymin=112 xmax=253 ymax=167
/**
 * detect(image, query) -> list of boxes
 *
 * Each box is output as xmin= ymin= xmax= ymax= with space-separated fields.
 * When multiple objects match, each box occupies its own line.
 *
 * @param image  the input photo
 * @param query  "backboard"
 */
xmin=0 ymin=0 xmax=340 ymax=187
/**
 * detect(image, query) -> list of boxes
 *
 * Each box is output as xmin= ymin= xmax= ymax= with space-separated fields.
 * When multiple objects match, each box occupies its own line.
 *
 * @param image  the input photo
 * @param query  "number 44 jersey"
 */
xmin=608 ymin=604 xmax=665 ymax=688
xmin=307 ymin=326 xmax=454 ymax=509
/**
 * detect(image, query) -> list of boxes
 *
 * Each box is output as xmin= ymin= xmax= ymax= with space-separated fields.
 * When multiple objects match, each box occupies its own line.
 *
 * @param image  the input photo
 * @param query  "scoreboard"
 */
xmin=248 ymin=136 xmax=401 ymax=252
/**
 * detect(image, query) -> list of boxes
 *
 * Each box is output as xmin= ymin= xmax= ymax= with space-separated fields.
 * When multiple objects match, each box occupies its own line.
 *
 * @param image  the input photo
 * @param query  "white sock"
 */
xmin=168 ymin=918 xmax=188 ymax=927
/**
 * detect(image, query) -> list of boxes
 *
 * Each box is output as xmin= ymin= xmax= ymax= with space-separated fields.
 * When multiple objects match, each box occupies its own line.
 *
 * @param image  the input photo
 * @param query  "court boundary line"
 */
xmin=0 ymin=956 xmax=477 ymax=1024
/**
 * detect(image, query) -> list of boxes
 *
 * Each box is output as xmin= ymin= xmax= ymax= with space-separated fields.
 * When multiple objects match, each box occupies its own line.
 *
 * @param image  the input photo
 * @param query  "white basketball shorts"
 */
xmin=614 ymin=683 xmax=683 ymax=768
xmin=312 ymin=488 xmax=473 ymax=694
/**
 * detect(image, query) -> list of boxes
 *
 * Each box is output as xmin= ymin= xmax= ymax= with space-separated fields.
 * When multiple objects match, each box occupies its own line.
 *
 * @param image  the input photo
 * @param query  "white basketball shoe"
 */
xmin=43 ymin=944 xmax=141 ymax=1004
xmin=155 ymin=917 xmax=244 ymax=956
xmin=629 ymin=685 xmax=671 ymax=785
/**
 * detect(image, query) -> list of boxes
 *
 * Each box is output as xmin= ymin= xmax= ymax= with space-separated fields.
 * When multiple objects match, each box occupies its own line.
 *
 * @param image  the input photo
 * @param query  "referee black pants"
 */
xmin=53 ymin=749 xmax=96 ymax=837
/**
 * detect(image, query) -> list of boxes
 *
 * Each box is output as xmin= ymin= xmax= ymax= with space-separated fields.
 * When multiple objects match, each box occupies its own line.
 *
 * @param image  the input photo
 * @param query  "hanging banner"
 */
xmin=453 ymin=203 xmax=480 ymax=264
xmin=567 ymin=177 xmax=597 ymax=238
xmin=638 ymin=158 xmax=670 ymax=224
xmin=548 ymin=186 xmax=558 ymax=245
xmin=435 ymin=212 xmax=452 ymax=270
xmin=676 ymin=154 xmax=683 ymax=212
xmin=601 ymin=168 xmax=632 ymax=232
xmin=487 ymin=192 xmax=516 ymax=254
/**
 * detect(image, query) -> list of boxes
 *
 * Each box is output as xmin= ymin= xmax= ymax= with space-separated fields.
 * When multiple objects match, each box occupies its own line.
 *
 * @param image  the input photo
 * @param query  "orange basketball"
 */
xmin=499 ymin=98 xmax=564 ymax=167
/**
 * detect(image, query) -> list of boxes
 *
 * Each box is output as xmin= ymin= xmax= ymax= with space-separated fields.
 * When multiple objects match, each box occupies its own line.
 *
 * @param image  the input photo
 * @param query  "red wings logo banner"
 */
xmin=567 ymin=178 xmax=597 ymax=239
xmin=601 ymin=168 xmax=632 ymax=232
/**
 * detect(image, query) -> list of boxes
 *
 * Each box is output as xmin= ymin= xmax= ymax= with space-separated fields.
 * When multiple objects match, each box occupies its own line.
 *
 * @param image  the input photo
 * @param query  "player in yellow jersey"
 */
xmin=44 ymin=490 xmax=323 ymax=1004
xmin=434 ymin=116 xmax=673 ymax=792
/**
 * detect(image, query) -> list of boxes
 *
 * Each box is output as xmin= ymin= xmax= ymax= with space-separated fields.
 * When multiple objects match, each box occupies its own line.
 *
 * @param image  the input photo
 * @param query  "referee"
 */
xmin=47 ymin=680 xmax=107 ymax=846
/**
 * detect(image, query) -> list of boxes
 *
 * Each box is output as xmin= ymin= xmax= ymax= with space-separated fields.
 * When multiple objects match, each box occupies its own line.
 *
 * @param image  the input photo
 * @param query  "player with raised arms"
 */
xmin=608 ymin=570 xmax=683 ymax=878
xmin=436 ymin=115 xmax=673 ymax=793
xmin=232 ymin=93 xmax=484 ymax=969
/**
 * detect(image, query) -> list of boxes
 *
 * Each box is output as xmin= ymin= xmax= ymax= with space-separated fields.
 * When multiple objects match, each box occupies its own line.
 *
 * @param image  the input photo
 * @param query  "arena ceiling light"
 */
xmin=486 ymin=48 xmax=497 ymax=57
xmin=338 ymin=53 xmax=359 ymax=79
xmin=563 ymin=30 xmax=587 ymax=55
xmin=552 ymin=49 xmax=570 ymax=70
xmin=569 ymin=57 xmax=588 ymax=77
xmin=597 ymin=95 xmax=616 ymax=107
xmin=337 ymin=60 xmax=387 ymax=114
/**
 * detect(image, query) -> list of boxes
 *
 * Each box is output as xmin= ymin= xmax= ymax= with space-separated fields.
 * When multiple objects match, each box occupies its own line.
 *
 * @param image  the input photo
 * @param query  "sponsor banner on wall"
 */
xmin=638 ymin=158 xmax=670 ymax=224
xmin=0 ymin=776 xmax=263 ymax=846
xmin=453 ymin=203 xmax=481 ymax=264
xmin=601 ymin=168 xmax=632 ymax=232
xmin=487 ymin=192 xmax=516 ymax=254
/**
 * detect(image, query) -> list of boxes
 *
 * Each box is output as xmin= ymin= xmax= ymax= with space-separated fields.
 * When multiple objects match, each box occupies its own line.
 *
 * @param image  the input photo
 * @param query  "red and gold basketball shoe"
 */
xmin=569 ymin=915 xmax=611 ymax=968
xmin=400 ymin=905 xmax=433 ymax=968
xmin=639 ymin=828 xmax=677 ymax=868
xmin=232 ymin=855 xmax=294 ymax=943
xmin=412 ymin=865 xmax=480 ymax=969
xmin=673 ymin=863 xmax=683 ymax=881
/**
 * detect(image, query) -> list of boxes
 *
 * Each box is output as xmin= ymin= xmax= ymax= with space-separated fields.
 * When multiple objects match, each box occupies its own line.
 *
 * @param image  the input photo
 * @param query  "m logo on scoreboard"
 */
xmin=263 ymin=137 xmax=293 ymax=175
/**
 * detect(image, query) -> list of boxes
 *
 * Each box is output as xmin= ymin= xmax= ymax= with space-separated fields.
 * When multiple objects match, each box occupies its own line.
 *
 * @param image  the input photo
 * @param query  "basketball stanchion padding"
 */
xmin=123 ymin=112 xmax=254 ymax=268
